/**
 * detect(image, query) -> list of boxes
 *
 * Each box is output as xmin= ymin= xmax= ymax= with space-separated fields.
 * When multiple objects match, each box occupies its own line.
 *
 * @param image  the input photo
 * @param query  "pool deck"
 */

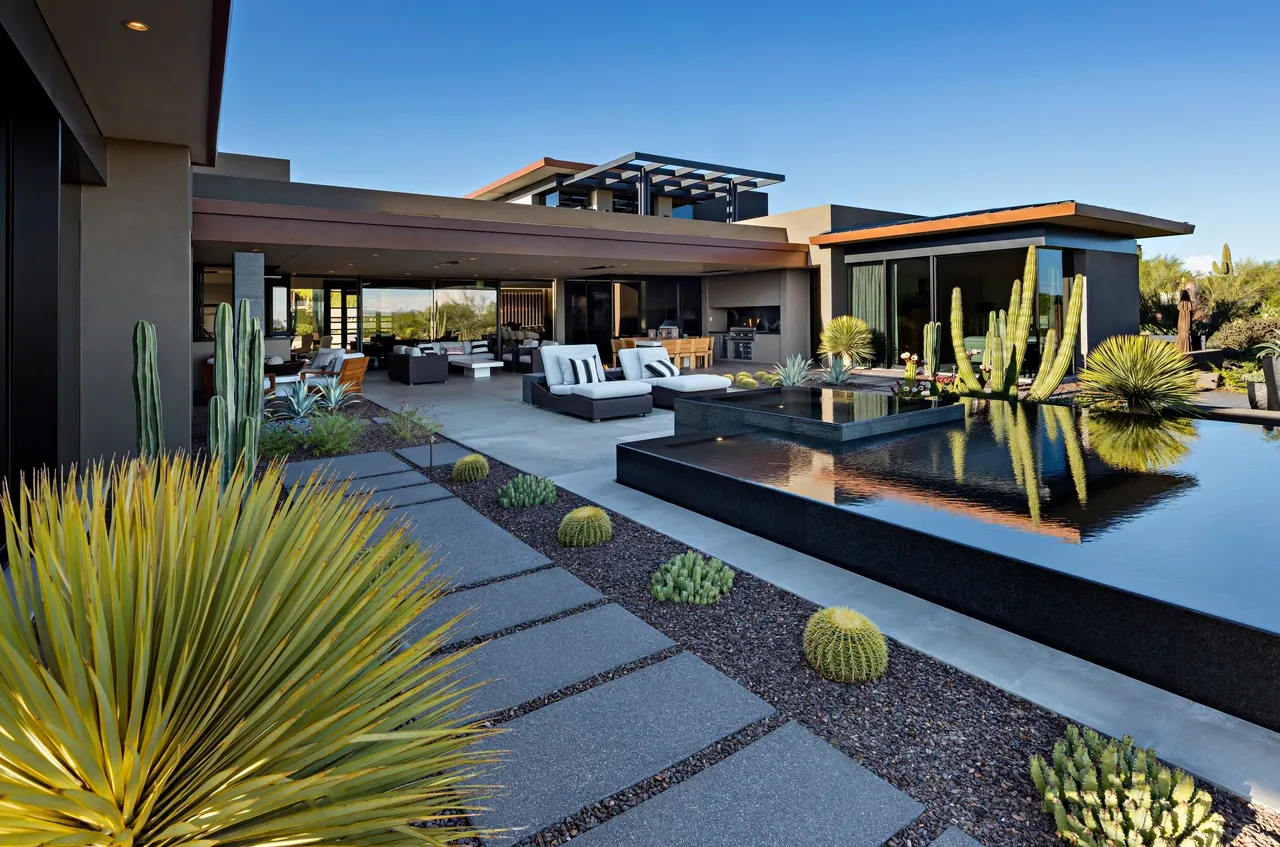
xmin=362 ymin=368 xmax=1280 ymax=808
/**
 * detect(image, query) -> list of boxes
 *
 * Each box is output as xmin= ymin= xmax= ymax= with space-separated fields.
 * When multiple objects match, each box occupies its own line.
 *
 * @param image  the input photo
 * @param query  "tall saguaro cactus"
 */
xmin=208 ymin=300 xmax=264 ymax=484
xmin=132 ymin=320 xmax=164 ymax=459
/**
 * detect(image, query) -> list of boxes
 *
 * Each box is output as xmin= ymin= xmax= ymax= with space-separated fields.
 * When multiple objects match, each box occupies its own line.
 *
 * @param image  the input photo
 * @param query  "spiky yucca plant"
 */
xmin=558 ymin=505 xmax=612 ymax=547
xmin=1086 ymin=412 xmax=1198 ymax=473
xmin=452 ymin=453 xmax=490 ymax=482
xmin=818 ymin=315 xmax=875 ymax=366
xmin=772 ymin=353 xmax=815 ymax=387
xmin=0 ymin=456 xmax=499 ymax=847
xmin=496 ymin=473 xmax=557 ymax=508
xmin=1077 ymin=335 xmax=1199 ymax=416
xmin=802 ymin=607 xmax=888 ymax=683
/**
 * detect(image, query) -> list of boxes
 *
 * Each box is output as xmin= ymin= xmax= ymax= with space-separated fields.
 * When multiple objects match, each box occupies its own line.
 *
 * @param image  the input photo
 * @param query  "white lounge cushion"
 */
xmin=539 ymin=344 xmax=603 ymax=387
xmin=519 ymin=354 xmax=532 ymax=363
xmin=520 ymin=339 xmax=539 ymax=348
xmin=654 ymin=374 xmax=732 ymax=392
xmin=407 ymin=347 xmax=422 ymax=357
xmin=569 ymin=381 xmax=651 ymax=400
xmin=548 ymin=384 xmax=574 ymax=396
xmin=618 ymin=346 xmax=675 ymax=381
xmin=502 ymin=353 xmax=514 ymax=362
xmin=418 ymin=343 xmax=439 ymax=354
xmin=311 ymin=349 xmax=344 ymax=373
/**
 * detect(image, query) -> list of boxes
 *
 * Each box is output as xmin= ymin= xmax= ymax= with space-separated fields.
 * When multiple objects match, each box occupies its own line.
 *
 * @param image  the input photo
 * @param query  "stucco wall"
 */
xmin=193 ymin=152 xmax=291 ymax=181
xmin=1079 ymin=249 xmax=1140 ymax=360
xmin=80 ymin=139 xmax=193 ymax=461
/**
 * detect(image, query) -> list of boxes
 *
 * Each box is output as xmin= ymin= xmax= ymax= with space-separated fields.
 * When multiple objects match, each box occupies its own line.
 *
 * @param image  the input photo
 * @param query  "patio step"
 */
xmin=565 ymin=721 xmax=923 ymax=847
xmin=281 ymin=451 xmax=410 ymax=487
xmin=928 ymin=827 xmax=986 ymax=847
xmin=475 ymin=652 xmax=774 ymax=844
xmin=396 ymin=442 xmax=474 ymax=468
xmin=406 ymin=567 xmax=601 ymax=649
xmin=341 ymin=469 xmax=434 ymax=494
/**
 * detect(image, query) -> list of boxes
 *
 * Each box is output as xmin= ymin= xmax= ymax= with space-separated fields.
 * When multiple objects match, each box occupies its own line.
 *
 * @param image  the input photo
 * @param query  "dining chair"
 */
xmin=610 ymin=338 xmax=624 ymax=367
xmin=676 ymin=338 xmax=696 ymax=369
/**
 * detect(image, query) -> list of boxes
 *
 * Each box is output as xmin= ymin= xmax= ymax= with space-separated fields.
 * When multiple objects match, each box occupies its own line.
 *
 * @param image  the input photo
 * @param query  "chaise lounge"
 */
xmin=531 ymin=344 xmax=652 ymax=422
xmin=617 ymin=347 xmax=731 ymax=409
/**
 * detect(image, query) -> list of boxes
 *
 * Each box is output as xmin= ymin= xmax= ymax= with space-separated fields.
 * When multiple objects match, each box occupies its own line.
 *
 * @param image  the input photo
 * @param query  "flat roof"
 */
xmin=560 ymin=152 xmax=785 ymax=201
xmin=464 ymin=157 xmax=594 ymax=201
xmin=809 ymin=201 xmax=1194 ymax=246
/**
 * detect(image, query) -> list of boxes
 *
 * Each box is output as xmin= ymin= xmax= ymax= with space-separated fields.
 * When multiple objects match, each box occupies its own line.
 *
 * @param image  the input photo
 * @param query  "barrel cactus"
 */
xmin=735 ymin=370 xmax=753 ymax=381
xmin=650 ymin=550 xmax=735 ymax=605
xmin=558 ymin=506 xmax=612 ymax=547
xmin=496 ymin=473 xmax=557 ymax=507
xmin=451 ymin=453 xmax=489 ymax=483
xmin=735 ymin=375 xmax=759 ymax=390
xmin=208 ymin=301 xmax=263 ymax=486
xmin=802 ymin=607 xmax=888 ymax=683
xmin=1030 ymin=725 xmax=1224 ymax=847
xmin=132 ymin=320 xmax=164 ymax=459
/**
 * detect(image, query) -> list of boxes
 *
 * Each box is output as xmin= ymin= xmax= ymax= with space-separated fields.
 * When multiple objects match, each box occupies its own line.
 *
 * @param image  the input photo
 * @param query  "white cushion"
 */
xmin=519 ymin=354 xmax=532 ymax=363
xmin=311 ymin=348 xmax=344 ymax=373
xmin=644 ymin=359 xmax=680 ymax=378
xmin=442 ymin=344 xmax=465 ymax=357
xmin=418 ymin=343 xmax=439 ymax=354
xmin=654 ymin=374 xmax=732 ymax=392
xmin=569 ymin=381 xmax=651 ymax=400
xmin=407 ymin=347 xmax=422 ymax=357
xmin=520 ymin=339 xmax=539 ymax=348
xmin=502 ymin=353 xmax=514 ymax=362
xmin=549 ymin=384 xmax=574 ymax=396
xmin=618 ymin=347 xmax=675 ymax=381
xmin=563 ymin=355 xmax=606 ymax=385
xmin=540 ymin=340 xmax=559 ymax=347
xmin=539 ymin=344 xmax=602 ymax=387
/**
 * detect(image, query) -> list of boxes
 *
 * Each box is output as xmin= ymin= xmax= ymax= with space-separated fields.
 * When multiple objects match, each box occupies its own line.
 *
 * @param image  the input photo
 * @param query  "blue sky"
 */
xmin=218 ymin=0 xmax=1279 ymax=265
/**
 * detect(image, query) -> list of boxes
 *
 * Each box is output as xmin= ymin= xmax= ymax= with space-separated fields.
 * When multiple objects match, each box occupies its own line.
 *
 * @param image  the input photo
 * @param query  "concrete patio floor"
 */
xmin=362 ymin=368 xmax=1280 ymax=808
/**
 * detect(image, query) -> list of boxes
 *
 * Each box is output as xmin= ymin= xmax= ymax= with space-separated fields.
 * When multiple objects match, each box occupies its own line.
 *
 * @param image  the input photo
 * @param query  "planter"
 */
xmin=1247 ymin=381 xmax=1267 ymax=410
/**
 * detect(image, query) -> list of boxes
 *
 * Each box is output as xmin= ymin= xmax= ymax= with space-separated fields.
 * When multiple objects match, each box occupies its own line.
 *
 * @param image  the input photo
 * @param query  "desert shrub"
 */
xmin=1030 ymin=725 xmax=1223 ymax=847
xmin=307 ymin=411 xmax=364 ymax=455
xmin=818 ymin=315 xmax=875 ymax=366
xmin=386 ymin=402 xmax=442 ymax=443
xmin=558 ymin=505 xmax=612 ymax=547
xmin=735 ymin=375 xmax=759 ymax=389
xmin=1207 ymin=315 xmax=1280 ymax=353
xmin=311 ymin=376 xmax=360 ymax=412
xmin=269 ymin=380 xmax=319 ymax=422
xmin=497 ymin=473 xmax=557 ymax=508
xmin=260 ymin=421 xmax=306 ymax=458
xmin=452 ymin=453 xmax=490 ymax=482
xmin=0 ymin=456 xmax=498 ymax=847
xmin=1076 ymin=336 xmax=1199 ymax=416
xmin=802 ymin=607 xmax=888 ymax=683
xmin=650 ymin=550 xmax=735 ymax=605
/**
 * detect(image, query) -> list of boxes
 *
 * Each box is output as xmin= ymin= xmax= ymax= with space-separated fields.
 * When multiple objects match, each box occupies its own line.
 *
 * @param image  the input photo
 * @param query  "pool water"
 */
xmin=703 ymin=387 xmax=947 ymax=424
xmin=657 ymin=401 xmax=1280 ymax=635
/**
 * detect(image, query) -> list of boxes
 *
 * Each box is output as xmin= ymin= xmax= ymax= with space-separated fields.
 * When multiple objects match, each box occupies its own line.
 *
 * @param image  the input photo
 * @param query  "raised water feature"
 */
xmin=618 ymin=399 xmax=1280 ymax=731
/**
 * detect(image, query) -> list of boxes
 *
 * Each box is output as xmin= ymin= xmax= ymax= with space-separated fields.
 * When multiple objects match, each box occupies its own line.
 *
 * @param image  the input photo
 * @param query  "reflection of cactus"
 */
xmin=947 ymin=428 xmax=967 ymax=483
xmin=803 ymin=607 xmax=888 ymax=683
xmin=209 ymin=301 xmax=263 ymax=485
xmin=1030 ymin=725 xmax=1224 ymax=847
xmin=452 ymin=453 xmax=489 ymax=482
xmin=997 ymin=402 xmax=1041 ymax=526
xmin=1086 ymin=412 xmax=1198 ymax=472
xmin=922 ymin=321 xmax=942 ymax=377
xmin=650 ymin=550 xmax=735 ymax=605
xmin=558 ymin=506 xmax=612 ymax=547
xmin=1046 ymin=405 xmax=1088 ymax=506
xmin=132 ymin=320 xmax=164 ymax=459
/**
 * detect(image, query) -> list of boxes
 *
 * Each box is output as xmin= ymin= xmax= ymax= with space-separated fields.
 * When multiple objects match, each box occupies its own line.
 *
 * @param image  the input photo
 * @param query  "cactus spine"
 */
xmin=208 ymin=300 xmax=264 ymax=485
xmin=132 ymin=320 xmax=164 ymax=459
xmin=802 ymin=607 xmax=888 ymax=683
xmin=922 ymin=320 xmax=941 ymax=378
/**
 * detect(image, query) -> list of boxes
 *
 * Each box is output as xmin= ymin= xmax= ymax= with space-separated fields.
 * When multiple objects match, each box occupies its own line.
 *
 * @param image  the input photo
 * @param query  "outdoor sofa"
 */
xmin=617 ymin=347 xmax=731 ymax=409
xmin=387 ymin=346 xmax=449 ymax=385
xmin=530 ymin=344 xmax=652 ymax=422
xmin=503 ymin=339 xmax=559 ymax=373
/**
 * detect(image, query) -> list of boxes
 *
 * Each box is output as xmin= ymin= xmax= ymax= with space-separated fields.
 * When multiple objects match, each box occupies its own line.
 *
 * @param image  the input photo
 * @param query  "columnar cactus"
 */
xmin=802 ymin=607 xmax=888 ymax=683
xmin=452 ymin=453 xmax=489 ymax=483
xmin=496 ymin=473 xmax=555 ymax=507
xmin=558 ymin=506 xmax=612 ymax=547
xmin=1027 ymin=279 xmax=1085 ymax=401
xmin=650 ymin=551 xmax=735 ymax=605
xmin=922 ymin=320 xmax=942 ymax=377
xmin=132 ymin=320 xmax=164 ymax=459
xmin=208 ymin=301 xmax=264 ymax=485
xmin=1030 ymin=725 xmax=1224 ymax=847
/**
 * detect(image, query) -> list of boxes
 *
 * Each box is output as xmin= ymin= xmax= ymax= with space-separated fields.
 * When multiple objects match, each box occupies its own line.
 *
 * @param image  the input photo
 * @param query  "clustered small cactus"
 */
xmin=452 ymin=453 xmax=489 ymax=482
xmin=736 ymin=375 xmax=759 ymax=390
xmin=1030 ymin=725 xmax=1224 ymax=847
xmin=802 ymin=607 xmax=888 ymax=683
xmin=650 ymin=550 xmax=735 ymax=605
xmin=496 ymin=473 xmax=557 ymax=508
xmin=558 ymin=506 xmax=612 ymax=547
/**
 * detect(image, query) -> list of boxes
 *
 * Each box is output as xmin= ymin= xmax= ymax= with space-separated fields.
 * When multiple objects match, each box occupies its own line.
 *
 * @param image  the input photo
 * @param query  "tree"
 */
xmin=1138 ymin=253 xmax=1190 ymax=331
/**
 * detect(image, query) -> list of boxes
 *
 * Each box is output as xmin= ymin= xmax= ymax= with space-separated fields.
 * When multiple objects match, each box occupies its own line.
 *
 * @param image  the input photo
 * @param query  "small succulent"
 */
xmin=773 ymin=354 xmax=815 ymax=387
xmin=558 ymin=506 xmax=612 ymax=547
xmin=802 ymin=607 xmax=888 ymax=683
xmin=451 ymin=453 xmax=489 ymax=483
xmin=650 ymin=550 xmax=735 ymax=605
xmin=821 ymin=355 xmax=856 ymax=386
xmin=1030 ymin=725 xmax=1224 ymax=847
xmin=312 ymin=376 xmax=359 ymax=412
xmin=735 ymin=375 xmax=759 ymax=390
xmin=496 ymin=473 xmax=557 ymax=508
xmin=269 ymin=381 xmax=319 ymax=423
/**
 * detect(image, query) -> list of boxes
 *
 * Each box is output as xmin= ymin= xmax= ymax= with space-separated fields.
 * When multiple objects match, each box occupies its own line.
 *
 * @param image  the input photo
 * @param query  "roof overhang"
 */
xmin=464 ymin=157 xmax=594 ymax=201
xmin=810 ymin=201 xmax=1194 ymax=247
xmin=191 ymin=198 xmax=810 ymax=278
xmin=561 ymin=152 xmax=784 ymax=202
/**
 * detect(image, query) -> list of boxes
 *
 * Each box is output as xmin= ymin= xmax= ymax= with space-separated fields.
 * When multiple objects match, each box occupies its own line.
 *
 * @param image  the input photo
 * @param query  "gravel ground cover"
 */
xmin=193 ymin=399 xmax=426 ymax=462
xmin=417 ymin=442 xmax=1280 ymax=847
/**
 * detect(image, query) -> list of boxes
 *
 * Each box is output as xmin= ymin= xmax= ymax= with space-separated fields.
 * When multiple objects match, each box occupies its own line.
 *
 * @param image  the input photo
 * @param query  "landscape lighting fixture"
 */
xmin=123 ymin=20 xmax=149 ymax=31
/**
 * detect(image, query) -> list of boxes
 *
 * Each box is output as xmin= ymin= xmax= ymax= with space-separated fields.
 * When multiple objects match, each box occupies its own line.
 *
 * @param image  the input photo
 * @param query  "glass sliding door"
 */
xmin=436 ymin=281 xmax=498 ymax=343
xmin=848 ymin=262 xmax=886 ymax=364
xmin=934 ymin=249 xmax=1024 ymax=368
xmin=889 ymin=257 xmax=931 ymax=362
xmin=1034 ymin=248 xmax=1069 ymax=372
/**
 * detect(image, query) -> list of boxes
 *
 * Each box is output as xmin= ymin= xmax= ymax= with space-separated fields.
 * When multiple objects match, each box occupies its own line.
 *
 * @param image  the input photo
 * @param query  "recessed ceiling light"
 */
xmin=371 ymin=253 xmax=380 ymax=257
xmin=347 ymin=263 xmax=354 ymax=266
xmin=467 ymin=257 xmax=477 ymax=261
xmin=123 ymin=20 xmax=149 ymax=31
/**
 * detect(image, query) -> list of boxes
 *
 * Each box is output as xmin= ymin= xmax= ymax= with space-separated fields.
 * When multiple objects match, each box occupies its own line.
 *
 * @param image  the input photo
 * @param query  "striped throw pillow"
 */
xmin=644 ymin=360 xmax=680 ymax=378
xmin=470 ymin=340 xmax=489 ymax=354
xmin=566 ymin=357 xmax=603 ymax=385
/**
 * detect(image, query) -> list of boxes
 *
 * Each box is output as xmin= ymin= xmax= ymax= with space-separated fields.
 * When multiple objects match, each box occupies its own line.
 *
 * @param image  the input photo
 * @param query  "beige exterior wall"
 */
xmin=193 ymin=152 xmax=291 ymax=181
xmin=80 ymin=139 xmax=193 ymax=461
xmin=704 ymin=267 xmax=812 ymax=364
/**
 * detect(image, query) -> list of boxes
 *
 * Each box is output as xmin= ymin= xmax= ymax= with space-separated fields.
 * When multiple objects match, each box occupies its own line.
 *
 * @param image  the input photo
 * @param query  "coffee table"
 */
xmin=450 ymin=359 xmax=504 ymax=379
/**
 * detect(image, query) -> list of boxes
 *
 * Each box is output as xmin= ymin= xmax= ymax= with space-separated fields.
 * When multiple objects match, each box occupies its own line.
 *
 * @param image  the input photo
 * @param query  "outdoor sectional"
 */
xmin=387 ymin=347 xmax=448 ymax=385
xmin=530 ymin=344 xmax=653 ymax=422
xmin=617 ymin=347 xmax=731 ymax=409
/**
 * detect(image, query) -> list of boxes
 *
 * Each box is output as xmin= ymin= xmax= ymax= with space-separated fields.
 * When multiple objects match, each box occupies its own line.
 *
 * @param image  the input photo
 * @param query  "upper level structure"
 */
xmin=465 ymin=153 xmax=784 ymax=223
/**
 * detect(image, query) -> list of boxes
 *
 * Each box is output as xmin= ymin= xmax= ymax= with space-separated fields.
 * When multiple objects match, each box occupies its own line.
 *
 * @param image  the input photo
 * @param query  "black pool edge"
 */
xmin=616 ymin=430 xmax=1280 ymax=735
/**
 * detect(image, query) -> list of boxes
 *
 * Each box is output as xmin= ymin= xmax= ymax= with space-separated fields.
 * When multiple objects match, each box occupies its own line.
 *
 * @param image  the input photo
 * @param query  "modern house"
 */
xmin=0 ymin=1 xmax=1194 ymax=487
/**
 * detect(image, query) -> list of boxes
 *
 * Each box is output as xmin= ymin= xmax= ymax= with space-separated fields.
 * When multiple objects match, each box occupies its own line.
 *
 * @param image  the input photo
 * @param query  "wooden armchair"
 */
xmin=300 ymin=355 xmax=369 ymax=394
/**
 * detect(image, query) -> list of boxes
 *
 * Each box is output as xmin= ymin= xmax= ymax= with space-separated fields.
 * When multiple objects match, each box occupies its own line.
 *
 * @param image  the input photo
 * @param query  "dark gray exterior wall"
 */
xmin=1079 ymin=248 xmax=1140 ymax=358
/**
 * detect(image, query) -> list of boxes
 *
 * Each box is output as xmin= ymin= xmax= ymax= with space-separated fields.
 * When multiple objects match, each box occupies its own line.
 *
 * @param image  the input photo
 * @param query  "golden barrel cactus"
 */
xmin=803 ymin=607 xmax=888 ymax=683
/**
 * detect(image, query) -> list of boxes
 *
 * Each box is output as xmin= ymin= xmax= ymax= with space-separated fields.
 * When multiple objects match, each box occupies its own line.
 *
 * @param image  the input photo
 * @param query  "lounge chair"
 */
xmin=531 ymin=344 xmax=652 ymax=422
xmin=617 ymin=347 xmax=731 ymax=409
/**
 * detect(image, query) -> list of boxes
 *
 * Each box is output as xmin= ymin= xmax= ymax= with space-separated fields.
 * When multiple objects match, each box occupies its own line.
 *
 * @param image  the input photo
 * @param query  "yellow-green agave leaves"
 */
xmin=0 ymin=455 xmax=501 ymax=847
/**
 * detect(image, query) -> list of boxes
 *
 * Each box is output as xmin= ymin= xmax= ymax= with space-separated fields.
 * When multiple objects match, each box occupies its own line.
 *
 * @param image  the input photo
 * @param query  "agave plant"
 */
xmin=1086 ymin=411 xmax=1198 ymax=473
xmin=312 ymin=375 xmax=360 ymax=411
xmin=0 ymin=456 xmax=500 ymax=847
xmin=773 ymin=354 xmax=815 ymax=386
xmin=1077 ymin=335 xmax=1200 ymax=416
xmin=820 ymin=355 xmax=856 ymax=386
xmin=268 ymin=379 xmax=319 ymax=422
xmin=817 ymin=315 xmax=875 ymax=367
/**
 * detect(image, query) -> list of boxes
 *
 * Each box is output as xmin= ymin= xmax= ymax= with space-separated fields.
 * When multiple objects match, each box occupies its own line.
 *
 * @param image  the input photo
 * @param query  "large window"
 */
xmin=196 ymin=267 xmax=233 ymax=340
xmin=934 ymin=250 xmax=1025 ymax=366
xmin=362 ymin=287 xmax=437 ymax=339
xmin=890 ymin=258 xmax=931 ymax=362
xmin=436 ymin=282 xmax=498 ymax=341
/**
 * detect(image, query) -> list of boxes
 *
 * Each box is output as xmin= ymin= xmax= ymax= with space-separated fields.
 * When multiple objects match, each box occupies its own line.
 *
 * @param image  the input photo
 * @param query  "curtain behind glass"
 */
xmin=848 ymin=262 xmax=886 ymax=364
